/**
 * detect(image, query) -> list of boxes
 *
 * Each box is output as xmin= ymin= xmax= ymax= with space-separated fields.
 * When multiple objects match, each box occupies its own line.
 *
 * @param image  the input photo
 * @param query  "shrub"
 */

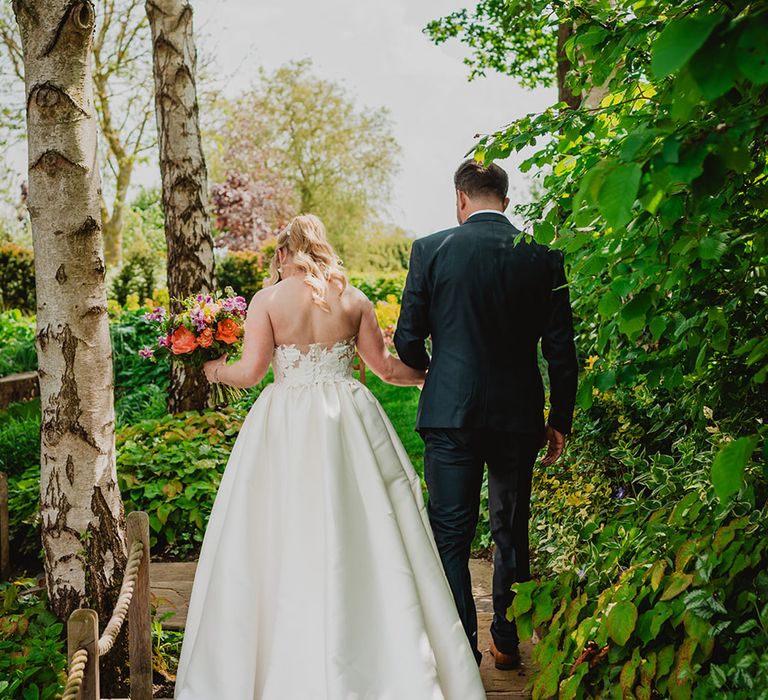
xmin=0 ymin=580 xmax=67 ymax=699
xmin=215 ymin=249 xmax=268 ymax=300
xmin=116 ymin=409 xmax=247 ymax=558
xmin=349 ymin=273 xmax=407 ymax=304
xmin=110 ymin=250 xmax=160 ymax=307
xmin=0 ymin=310 xmax=36 ymax=378
xmin=0 ymin=244 xmax=35 ymax=313
xmin=111 ymin=308 xmax=169 ymax=421
xmin=510 ymin=429 xmax=767 ymax=699
xmin=0 ymin=404 xmax=40 ymax=480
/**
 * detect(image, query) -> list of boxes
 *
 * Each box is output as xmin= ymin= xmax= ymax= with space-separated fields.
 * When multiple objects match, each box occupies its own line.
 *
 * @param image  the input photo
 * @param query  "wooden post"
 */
xmin=68 ymin=608 xmax=100 ymax=700
xmin=0 ymin=472 xmax=9 ymax=579
xmin=127 ymin=511 xmax=152 ymax=699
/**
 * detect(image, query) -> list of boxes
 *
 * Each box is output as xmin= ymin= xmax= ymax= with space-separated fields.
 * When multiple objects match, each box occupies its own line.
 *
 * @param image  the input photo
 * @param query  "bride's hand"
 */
xmin=203 ymin=355 xmax=228 ymax=383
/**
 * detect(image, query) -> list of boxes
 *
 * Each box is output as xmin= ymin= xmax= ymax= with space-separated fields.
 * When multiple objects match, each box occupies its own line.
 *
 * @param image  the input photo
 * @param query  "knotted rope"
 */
xmin=60 ymin=538 xmax=145 ymax=698
xmin=61 ymin=647 xmax=88 ymax=700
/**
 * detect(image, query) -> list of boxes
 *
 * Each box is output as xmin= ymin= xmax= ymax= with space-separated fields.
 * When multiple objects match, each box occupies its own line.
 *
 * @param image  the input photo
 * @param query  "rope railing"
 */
xmin=61 ymin=648 xmax=89 ymax=700
xmin=60 ymin=510 xmax=152 ymax=700
xmin=97 ymin=540 xmax=144 ymax=656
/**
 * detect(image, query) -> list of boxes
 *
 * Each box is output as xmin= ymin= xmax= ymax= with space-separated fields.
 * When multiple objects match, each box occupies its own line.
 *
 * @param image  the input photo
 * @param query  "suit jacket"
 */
xmin=394 ymin=211 xmax=578 ymax=435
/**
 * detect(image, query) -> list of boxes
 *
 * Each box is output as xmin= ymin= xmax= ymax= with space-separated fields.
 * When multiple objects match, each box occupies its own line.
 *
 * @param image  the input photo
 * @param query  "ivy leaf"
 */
xmin=606 ymin=600 xmax=638 ymax=646
xmin=598 ymin=163 xmax=642 ymax=230
xmin=651 ymin=14 xmax=722 ymax=78
xmin=711 ymin=436 xmax=759 ymax=501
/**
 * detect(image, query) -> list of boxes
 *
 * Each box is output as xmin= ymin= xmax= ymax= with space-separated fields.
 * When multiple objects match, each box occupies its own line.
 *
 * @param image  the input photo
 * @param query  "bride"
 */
xmin=174 ymin=215 xmax=486 ymax=699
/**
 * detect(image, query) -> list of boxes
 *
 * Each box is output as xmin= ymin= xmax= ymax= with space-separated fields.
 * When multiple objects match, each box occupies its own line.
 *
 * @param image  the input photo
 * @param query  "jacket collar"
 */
xmin=461 ymin=211 xmax=510 ymax=226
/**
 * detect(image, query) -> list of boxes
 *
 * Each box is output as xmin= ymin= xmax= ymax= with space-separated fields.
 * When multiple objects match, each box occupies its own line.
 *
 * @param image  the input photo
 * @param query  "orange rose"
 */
xmin=170 ymin=325 xmax=199 ymax=355
xmin=215 ymin=318 xmax=242 ymax=345
xmin=198 ymin=327 xmax=213 ymax=348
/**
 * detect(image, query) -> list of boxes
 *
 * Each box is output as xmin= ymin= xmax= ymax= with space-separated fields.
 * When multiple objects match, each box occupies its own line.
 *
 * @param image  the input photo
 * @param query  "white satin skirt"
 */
xmin=174 ymin=379 xmax=486 ymax=699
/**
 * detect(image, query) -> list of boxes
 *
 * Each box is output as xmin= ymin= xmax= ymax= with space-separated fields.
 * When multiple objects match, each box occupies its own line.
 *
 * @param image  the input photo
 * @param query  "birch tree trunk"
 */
xmin=12 ymin=0 xmax=127 ymax=690
xmin=146 ymin=0 xmax=215 ymax=413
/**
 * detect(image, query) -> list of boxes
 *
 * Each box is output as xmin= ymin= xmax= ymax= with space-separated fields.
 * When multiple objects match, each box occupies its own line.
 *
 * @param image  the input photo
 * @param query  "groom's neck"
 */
xmin=459 ymin=199 xmax=505 ymax=224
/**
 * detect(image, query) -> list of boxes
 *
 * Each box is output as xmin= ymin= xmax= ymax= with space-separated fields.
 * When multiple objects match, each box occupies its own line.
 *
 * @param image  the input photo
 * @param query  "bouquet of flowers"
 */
xmin=139 ymin=287 xmax=248 ymax=405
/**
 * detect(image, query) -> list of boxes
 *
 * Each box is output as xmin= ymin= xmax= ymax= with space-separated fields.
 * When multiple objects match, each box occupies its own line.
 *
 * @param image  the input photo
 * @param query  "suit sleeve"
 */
xmin=394 ymin=240 xmax=431 ymax=370
xmin=541 ymin=250 xmax=578 ymax=434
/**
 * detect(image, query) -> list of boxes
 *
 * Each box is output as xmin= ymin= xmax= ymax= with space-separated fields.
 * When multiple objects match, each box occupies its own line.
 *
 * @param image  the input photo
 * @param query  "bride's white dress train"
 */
xmin=174 ymin=339 xmax=486 ymax=700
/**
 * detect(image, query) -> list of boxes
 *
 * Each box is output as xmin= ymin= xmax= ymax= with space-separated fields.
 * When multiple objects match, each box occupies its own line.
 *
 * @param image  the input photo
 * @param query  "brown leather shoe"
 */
xmin=489 ymin=639 xmax=521 ymax=670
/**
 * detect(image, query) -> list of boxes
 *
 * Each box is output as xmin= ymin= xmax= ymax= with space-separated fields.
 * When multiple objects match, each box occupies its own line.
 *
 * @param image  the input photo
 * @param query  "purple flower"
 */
xmin=190 ymin=307 xmax=207 ymax=331
xmin=158 ymin=334 xmax=171 ymax=348
xmin=577 ymin=567 xmax=586 ymax=580
xmin=221 ymin=295 xmax=248 ymax=315
xmin=139 ymin=346 xmax=155 ymax=359
xmin=143 ymin=306 xmax=167 ymax=323
xmin=615 ymin=487 xmax=626 ymax=500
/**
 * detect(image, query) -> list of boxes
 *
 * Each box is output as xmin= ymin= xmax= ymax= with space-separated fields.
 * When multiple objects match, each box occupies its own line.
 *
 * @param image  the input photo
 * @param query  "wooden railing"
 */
xmin=62 ymin=511 xmax=152 ymax=700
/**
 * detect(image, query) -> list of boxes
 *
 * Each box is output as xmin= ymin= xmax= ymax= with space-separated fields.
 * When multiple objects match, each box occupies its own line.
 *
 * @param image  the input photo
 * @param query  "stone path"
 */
xmin=149 ymin=558 xmax=533 ymax=698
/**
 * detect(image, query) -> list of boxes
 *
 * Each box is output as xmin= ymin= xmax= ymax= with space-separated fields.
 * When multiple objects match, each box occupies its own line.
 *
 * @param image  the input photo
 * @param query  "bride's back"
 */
xmin=264 ymin=276 xmax=362 ymax=349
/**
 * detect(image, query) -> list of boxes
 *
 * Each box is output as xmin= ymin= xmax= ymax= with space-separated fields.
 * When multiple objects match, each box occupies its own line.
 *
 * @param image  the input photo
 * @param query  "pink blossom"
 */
xmin=139 ymin=346 xmax=155 ymax=359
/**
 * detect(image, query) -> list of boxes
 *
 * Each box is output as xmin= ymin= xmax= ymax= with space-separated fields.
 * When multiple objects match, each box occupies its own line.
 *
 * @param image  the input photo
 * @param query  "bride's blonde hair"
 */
xmin=267 ymin=214 xmax=347 ymax=311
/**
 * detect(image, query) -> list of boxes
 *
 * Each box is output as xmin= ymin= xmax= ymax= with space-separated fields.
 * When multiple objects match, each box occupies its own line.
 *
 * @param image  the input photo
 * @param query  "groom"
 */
xmin=394 ymin=159 xmax=578 ymax=668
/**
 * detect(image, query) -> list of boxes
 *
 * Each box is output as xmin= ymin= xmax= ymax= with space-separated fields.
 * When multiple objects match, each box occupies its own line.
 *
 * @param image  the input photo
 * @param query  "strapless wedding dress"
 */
xmin=174 ymin=339 xmax=486 ymax=699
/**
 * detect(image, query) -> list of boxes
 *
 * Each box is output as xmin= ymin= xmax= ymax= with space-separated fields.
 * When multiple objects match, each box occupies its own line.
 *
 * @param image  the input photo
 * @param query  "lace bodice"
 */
xmin=272 ymin=338 xmax=357 ymax=386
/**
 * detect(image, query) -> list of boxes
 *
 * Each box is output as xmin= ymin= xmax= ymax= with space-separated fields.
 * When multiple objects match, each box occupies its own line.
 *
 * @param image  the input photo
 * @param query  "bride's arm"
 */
xmin=203 ymin=290 xmax=275 ymax=389
xmin=356 ymin=298 xmax=426 ymax=387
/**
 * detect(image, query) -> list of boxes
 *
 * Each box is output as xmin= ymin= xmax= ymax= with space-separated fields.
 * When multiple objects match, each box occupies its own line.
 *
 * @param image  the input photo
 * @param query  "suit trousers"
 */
xmin=420 ymin=428 xmax=540 ymax=660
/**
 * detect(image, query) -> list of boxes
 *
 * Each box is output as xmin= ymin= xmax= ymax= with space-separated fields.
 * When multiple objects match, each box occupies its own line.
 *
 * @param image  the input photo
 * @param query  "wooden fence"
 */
xmin=62 ymin=511 xmax=152 ymax=700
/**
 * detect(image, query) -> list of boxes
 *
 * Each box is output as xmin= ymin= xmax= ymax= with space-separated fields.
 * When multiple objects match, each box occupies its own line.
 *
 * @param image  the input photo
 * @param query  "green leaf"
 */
xmin=598 ymin=162 xmax=642 ymax=230
xmin=737 ymin=22 xmax=768 ymax=84
xmin=651 ymin=15 xmax=721 ymax=78
xmin=606 ymin=600 xmax=637 ymax=646
xmin=598 ymin=291 xmax=621 ymax=317
xmin=690 ymin=31 xmax=739 ymax=99
xmin=698 ymin=237 xmax=727 ymax=261
xmin=711 ymin=436 xmax=759 ymax=501
xmin=660 ymin=572 xmax=694 ymax=601
xmin=511 ymin=580 xmax=536 ymax=618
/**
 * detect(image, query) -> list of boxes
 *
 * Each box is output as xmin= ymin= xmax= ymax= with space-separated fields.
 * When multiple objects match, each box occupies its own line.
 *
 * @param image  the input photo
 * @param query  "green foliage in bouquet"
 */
xmin=139 ymin=288 xmax=248 ymax=406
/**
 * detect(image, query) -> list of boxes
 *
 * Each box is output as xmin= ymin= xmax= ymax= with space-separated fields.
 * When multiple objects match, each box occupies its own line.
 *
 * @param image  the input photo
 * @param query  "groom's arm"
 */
xmin=541 ymin=250 xmax=578 ymax=435
xmin=394 ymin=240 xmax=431 ymax=370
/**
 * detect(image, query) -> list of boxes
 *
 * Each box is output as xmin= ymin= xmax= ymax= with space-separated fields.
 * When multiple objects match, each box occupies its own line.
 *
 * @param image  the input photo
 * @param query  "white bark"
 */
xmin=13 ymin=0 xmax=126 ymax=619
xmin=146 ymin=0 xmax=215 ymax=412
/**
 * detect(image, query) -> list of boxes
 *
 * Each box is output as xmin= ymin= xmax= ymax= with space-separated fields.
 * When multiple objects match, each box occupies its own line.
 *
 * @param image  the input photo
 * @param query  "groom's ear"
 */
xmin=503 ymin=196 xmax=510 ymax=211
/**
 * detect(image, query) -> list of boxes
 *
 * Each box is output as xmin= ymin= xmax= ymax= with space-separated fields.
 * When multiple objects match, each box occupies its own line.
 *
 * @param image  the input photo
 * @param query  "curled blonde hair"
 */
xmin=267 ymin=214 xmax=347 ymax=311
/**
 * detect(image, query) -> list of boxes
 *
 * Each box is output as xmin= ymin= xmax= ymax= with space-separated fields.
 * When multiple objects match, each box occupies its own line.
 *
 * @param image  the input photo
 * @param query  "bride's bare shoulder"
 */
xmin=343 ymin=284 xmax=372 ymax=308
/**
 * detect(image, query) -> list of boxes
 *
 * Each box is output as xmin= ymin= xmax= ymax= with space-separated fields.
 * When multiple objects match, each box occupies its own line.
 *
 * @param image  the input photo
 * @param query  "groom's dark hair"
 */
xmin=454 ymin=159 xmax=509 ymax=201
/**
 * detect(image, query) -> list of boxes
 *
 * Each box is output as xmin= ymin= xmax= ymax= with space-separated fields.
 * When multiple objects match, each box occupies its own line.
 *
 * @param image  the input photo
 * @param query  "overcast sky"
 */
xmin=3 ymin=0 xmax=555 ymax=238
xmin=189 ymin=0 xmax=555 ymax=236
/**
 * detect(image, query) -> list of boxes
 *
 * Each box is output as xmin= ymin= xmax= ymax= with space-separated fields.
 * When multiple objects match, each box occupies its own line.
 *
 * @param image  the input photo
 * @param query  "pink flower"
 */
xmin=139 ymin=346 xmax=155 ymax=359
xmin=143 ymin=306 xmax=167 ymax=323
xmin=158 ymin=334 xmax=172 ymax=348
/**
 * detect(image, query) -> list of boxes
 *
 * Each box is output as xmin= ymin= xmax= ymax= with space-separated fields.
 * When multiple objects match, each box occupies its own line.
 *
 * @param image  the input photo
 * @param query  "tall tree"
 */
xmin=1 ymin=0 xmax=155 ymax=266
xmin=12 ymin=0 xmax=127 ymax=687
xmin=146 ymin=0 xmax=215 ymax=412
xmin=206 ymin=59 xmax=401 ymax=269
xmin=424 ymin=1 xmax=591 ymax=108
